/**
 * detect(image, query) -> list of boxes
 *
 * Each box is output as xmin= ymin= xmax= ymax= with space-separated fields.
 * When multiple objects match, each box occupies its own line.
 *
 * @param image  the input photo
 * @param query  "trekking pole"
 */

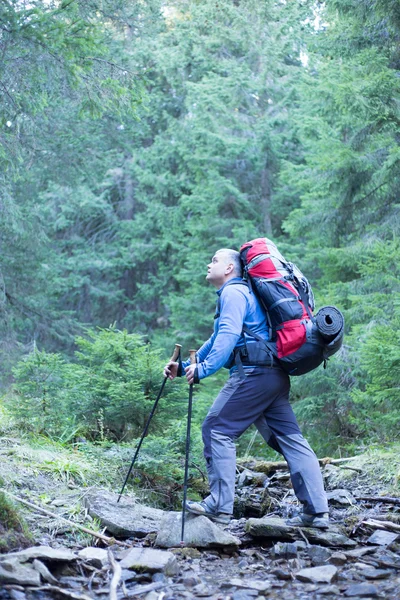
xmin=181 ymin=349 xmax=197 ymax=545
xmin=117 ymin=343 xmax=182 ymax=503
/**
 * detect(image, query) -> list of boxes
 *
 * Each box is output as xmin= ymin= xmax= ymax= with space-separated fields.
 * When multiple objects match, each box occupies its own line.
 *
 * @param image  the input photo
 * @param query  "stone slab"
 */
xmin=120 ymin=548 xmax=178 ymax=576
xmin=155 ymin=512 xmax=240 ymax=548
xmin=83 ymin=489 xmax=164 ymax=538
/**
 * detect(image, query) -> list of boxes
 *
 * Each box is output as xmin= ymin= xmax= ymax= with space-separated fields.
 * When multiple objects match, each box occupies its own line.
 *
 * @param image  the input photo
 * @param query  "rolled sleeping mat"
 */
xmin=315 ymin=306 xmax=344 ymax=342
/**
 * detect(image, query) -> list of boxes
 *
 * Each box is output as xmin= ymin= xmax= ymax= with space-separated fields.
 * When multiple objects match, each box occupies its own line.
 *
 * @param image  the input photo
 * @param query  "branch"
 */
xmin=108 ymin=548 xmax=122 ymax=600
xmin=356 ymin=496 xmax=400 ymax=506
xmin=238 ymin=455 xmax=363 ymax=474
xmin=2 ymin=490 xmax=129 ymax=547
xmin=362 ymin=518 xmax=400 ymax=533
xmin=82 ymin=57 xmax=141 ymax=77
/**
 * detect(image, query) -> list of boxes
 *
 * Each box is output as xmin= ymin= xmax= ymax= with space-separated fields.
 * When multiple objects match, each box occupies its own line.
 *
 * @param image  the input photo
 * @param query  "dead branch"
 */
xmin=238 ymin=455 xmax=362 ymax=475
xmin=108 ymin=548 xmax=122 ymax=600
xmin=362 ymin=518 xmax=400 ymax=533
xmin=356 ymin=496 xmax=400 ymax=505
xmin=2 ymin=490 xmax=129 ymax=548
xmin=338 ymin=466 xmax=363 ymax=473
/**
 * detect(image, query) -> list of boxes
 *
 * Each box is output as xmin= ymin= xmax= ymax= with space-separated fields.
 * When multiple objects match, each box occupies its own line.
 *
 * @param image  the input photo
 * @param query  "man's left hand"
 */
xmin=185 ymin=364 xmax=198 ymax=385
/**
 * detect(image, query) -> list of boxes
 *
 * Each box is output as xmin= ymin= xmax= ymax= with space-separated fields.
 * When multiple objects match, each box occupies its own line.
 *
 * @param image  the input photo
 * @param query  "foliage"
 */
xmin=0 ymin=0 xmax=399 ymax=458
xmin=8 ymin=327 xmax=187 ymax=441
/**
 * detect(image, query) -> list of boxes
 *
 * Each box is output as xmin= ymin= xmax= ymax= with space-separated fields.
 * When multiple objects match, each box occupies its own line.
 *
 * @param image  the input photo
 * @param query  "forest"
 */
xmin=0 ymin=0 xmax=399 ymax=490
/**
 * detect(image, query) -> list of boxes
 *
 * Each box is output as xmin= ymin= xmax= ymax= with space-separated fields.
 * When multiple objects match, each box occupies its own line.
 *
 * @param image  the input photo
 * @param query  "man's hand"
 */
xmin=164 ymin=361 xmax=179 ymax=380
xmin=185 ymin=364 xmax=198 ymax=385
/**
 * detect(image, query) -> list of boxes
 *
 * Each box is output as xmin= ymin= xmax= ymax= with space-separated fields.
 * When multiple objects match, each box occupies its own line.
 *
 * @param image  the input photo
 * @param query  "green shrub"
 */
xmin=8 ymin=328 xmax=187 ymax=441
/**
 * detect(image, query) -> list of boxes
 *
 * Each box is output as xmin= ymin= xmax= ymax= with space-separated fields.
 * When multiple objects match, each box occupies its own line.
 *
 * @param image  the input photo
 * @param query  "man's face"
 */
xmin=206 ymin=250 xmax=232 ymax=288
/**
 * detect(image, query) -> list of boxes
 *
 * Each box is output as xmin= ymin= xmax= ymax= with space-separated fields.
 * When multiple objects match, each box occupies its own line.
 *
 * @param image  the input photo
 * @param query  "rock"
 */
xmin=78 ymin=547 xmax=109 ymax=568
xmin=227 ymin=578 xmax=271 ymax=592
xmin=330 ymin=551 xmax=347 ymax=565
xmin=231 ymin=591 xmax=259 ymax=600
xmin=326 ymin=489 xmax=356 ymax=506
xmin=344 ymin=582 xmax=379 ymax=597
xmin=367 ymin=530 xmax=399 ymax=546
xmin=271 ymin=568 xmax=292 ymax=580
xmin=245 ymin=516 xmax=356 ymax=547
xmin=319 ymin=584 xmax=341 ymax=595
xmin=192 ymin=582 xmax=215 ymax=596
xmin=363 ymin=568 xmax=393 ymax=579
xmin=120 ymin=548 xmax=178 ymax=576
xmin=307 ymin=545 xmax=333 ymax=566
xmin=32 ymin=559 xmax=58 ymax=584
xmin=8 ymin=590 xmax=27 ymax=600
xmin=171 ymin=547 xmax=201 ymax=559
xmin=237 ymin=470 xmax=269 ymax=488
xmin=344 ymin=547 xmax=376 ymax=558
xmin=0 ymin=561 xmax=41 ymax=586
xmin=84 ymin=489 xmax=164 ymax=538
xmin=0 ymin=546 xmax=77 ymax=563
xmin=296 ymin=565 xmax=338 ymax=584
xmin=155 ymin=512 xmax=240 ymax=549
xmin=271 ymin=542 xmax=298 ymax=560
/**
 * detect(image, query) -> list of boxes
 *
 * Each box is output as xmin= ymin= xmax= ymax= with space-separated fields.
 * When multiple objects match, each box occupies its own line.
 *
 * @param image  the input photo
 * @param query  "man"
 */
xmin=164 ymin=248 xmax=329 ymax=527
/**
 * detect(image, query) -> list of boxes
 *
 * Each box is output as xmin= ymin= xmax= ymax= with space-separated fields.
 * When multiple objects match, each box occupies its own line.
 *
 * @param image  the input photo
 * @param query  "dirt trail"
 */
xmin=1 ymin=448 xmax=400 ymax=599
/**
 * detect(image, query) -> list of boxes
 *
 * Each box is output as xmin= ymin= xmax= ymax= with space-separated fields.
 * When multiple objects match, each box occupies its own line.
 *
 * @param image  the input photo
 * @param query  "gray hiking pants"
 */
xmin=201 ymin=366 xmax=328 ymax=516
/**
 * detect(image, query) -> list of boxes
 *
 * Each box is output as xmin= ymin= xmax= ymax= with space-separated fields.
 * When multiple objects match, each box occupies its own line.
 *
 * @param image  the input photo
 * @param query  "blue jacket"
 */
xmin=184 ymin=277 xmax=269 ymax=380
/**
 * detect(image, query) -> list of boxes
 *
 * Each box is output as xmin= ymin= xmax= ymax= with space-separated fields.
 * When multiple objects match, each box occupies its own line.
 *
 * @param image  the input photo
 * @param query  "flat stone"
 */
xmin=120 ymin=548 xmax=178 ymax=576
xmin=84 ymin=489 xmax=164 ymax=538
xmin=367 ymin=530 xmax=399 ymax=546
xmin=329 ymin=551 xmax=347 ymax=565
xmin=0 ymin=546 xmax=76 ymax=563
xmin=78 ymin=547 xmax=109 ymax=568
xmin=363 ymin=568 xmax=393 ymax=579
xmin=231 ymin=591 xmax=258 ymax=600
xmin=0 ymin=561 xmax=41 ymax=586
xmin=296 ymin=565 xmax=338 ymax=584
xmin=226 ymin=578 xmax=271 ymax=592
xmin=319 ymin=584 xmax=341 ymax=595
xmin=155 ymin=512 xmax=240 ymax=548
xmin=344 ymin=547 xmax=377 ymax=558
xmin=246 ymin=516 xmax=356 ymax=547
xmin=344 ymin=582 xmax=379 ymax=597
xmin=326 ymin=489 xmax=356 ymax=505
xmin=307 ymin=545 xmax=333 ymax=566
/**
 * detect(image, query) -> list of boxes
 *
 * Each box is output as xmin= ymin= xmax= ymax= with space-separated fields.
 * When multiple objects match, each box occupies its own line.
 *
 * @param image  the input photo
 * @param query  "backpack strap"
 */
xmin=292 ymin=274 xmax=314 ymax=321
xmin=242 ymin=325 xmax=277 ymax=358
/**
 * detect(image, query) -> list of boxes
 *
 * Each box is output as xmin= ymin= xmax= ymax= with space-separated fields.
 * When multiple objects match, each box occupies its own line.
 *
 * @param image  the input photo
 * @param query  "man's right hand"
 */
xmin=164 ymin=361 xmax=179 ymax=380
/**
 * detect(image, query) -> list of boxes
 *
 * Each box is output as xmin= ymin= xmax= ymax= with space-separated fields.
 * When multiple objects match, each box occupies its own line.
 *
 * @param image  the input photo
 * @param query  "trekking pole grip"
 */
xmin=189 ymin=349 xmax=196 ymax=365
xmin=170 ymin=343 xmax=182 ymax=363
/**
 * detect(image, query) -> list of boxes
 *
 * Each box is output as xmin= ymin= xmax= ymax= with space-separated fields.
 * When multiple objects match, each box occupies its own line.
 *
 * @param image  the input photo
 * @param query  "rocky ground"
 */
xmin=1 ymin=447 xmax=400 ymax=600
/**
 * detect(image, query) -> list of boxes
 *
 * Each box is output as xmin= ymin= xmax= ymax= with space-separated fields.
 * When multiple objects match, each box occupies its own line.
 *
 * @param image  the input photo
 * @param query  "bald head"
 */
xmin=206 ymin=248 xmax=243 ymax=288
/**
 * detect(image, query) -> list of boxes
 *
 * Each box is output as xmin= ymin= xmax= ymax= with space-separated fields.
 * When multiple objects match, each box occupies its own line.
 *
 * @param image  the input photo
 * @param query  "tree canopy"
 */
xmin=1 ymin=0 xmax=399 ymax=453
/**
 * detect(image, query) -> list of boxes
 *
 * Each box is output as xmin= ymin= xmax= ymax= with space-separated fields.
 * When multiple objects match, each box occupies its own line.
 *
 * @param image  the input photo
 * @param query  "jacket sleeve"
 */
xmin=196 ymin=287 xmax=247 ymax=379
xmin=181 ymin=333 xmax=216 ymax=372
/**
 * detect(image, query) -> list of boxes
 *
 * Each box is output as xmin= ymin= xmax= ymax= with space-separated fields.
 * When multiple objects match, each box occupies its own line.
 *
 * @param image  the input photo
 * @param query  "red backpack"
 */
xmin=239 ymin=237 xmax=344 ymax=376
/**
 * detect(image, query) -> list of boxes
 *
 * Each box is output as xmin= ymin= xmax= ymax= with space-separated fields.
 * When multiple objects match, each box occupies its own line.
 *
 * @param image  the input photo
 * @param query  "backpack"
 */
xmin=239 ymin=237 xmax=344 ymax=376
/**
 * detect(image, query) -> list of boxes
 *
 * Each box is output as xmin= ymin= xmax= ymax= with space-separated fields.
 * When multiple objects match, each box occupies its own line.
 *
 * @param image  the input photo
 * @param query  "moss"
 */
xmin=0 ymin=491 xmax=32 ymax=552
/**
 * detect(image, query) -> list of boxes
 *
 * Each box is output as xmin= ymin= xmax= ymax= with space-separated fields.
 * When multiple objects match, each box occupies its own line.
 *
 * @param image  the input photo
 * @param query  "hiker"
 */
xmin=164 ymin=248 xmax=329 ymax=528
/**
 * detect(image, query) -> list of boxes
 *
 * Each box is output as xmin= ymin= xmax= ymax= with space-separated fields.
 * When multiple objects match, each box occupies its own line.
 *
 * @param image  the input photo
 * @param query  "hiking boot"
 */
xmin=185 ymin=500 xmax=232 ymax=525
xmin=286 ymin=512 xmax=330 ymax=529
